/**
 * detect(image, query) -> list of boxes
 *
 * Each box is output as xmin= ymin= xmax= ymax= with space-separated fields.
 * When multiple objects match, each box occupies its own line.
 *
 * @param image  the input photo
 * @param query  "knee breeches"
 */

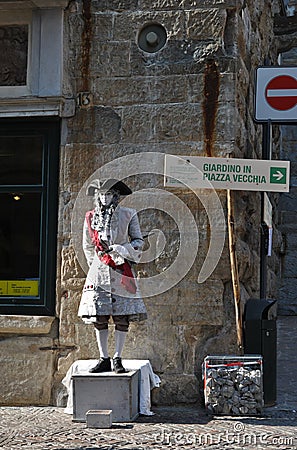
xmin=93 ymin=315 xmax=129 ymax=332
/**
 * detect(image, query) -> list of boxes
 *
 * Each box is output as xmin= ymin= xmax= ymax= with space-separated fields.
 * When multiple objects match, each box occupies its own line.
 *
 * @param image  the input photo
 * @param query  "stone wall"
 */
xmin=277 ymin=47 xmax=297 ymax=315
xmin=53 ymin=0 xmax=280 ymax=406
xmin=0 ymin=0 xmax=283 ymax=407
xmin=0 ymin=316 xmax=57 ymax=405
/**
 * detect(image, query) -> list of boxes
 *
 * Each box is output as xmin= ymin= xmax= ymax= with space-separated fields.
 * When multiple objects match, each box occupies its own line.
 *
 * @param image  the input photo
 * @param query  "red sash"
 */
xmin=85 ymin=210 xmax=137 ymax=294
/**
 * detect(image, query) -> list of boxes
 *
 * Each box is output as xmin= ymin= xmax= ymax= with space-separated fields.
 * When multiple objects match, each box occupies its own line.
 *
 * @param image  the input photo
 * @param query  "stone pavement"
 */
xmin=0 ymin=316 xmax=296 ymax=450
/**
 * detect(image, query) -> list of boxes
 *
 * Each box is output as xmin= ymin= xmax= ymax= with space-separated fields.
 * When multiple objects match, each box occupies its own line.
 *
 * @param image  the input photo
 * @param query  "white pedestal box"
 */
xmin=72 ymin=370 xmax=140 ymax=422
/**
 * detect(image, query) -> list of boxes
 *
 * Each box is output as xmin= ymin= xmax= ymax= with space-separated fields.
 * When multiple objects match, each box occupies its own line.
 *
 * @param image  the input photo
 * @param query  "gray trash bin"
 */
xmin=244 ymin=298 xmax=277 ymax=406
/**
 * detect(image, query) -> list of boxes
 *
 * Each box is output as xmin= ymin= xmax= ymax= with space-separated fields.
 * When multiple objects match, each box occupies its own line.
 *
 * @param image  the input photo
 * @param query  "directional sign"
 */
xmin=164 ymin=155 xmax=290 ymax=192
xmin=255 ymin=67 xmax=297 ymax=122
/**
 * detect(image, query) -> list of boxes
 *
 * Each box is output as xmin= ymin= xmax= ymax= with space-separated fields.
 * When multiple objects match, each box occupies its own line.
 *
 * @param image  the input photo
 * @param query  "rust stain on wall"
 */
xmin=81 ymin=0 xmax=93 ymax=91
xmin=203 ymin=60 xmax=220 ymax=157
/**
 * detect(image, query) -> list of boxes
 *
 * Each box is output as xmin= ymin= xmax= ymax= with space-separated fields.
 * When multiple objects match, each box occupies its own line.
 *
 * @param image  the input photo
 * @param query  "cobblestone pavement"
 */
xmin=0 ymin=316 xmax=296 ymax=450
xmin=0 ymin=405 xmax=296 ymax=450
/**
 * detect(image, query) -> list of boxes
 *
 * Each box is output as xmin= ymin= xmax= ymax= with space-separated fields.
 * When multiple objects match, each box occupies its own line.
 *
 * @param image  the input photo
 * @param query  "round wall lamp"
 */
xmin=138 ymin=23 xmax=167 ymax=53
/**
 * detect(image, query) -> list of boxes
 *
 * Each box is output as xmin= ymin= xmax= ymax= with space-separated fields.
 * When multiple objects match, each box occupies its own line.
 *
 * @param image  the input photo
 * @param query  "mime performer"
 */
xmin=78 ymin=179 xmax=147 ymax=374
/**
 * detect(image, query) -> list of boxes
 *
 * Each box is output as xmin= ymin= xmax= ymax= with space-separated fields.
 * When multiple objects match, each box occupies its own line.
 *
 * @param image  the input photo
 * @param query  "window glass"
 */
xmin=0 ymin=193 xmax=41 ymax=296
xmin=0 ymin=25 xmax=28 ymax=87
xmin=0 ymin=121 xmax=59 ymax=315
xmin=0 ymin=136 xmax=43 ymax=184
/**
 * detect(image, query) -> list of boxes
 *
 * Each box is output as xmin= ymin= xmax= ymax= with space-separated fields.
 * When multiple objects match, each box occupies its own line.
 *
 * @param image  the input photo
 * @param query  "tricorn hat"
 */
xmin=86 ymin=178 xmax=132 ymax=196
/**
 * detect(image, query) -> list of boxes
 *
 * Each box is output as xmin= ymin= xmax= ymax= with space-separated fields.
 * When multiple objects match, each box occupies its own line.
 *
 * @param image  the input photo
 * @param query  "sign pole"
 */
xmin=227 ymin=189 xmax=244 ymax=352
xmin=260 ymin=120 xmax=272 ymax=299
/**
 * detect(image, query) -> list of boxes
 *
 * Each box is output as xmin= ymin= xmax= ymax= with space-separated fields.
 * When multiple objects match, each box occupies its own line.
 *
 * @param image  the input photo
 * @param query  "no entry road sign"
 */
xmin=266 ymin=75 xmax=297 ymax=111
xmin=255 ymin=67 xmax=297 ymax=122
xmin=164 ymin=155 xmax=290 ymax=192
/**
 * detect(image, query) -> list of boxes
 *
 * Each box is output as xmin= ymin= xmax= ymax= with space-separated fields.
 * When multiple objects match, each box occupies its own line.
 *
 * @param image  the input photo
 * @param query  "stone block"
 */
xmin=279 ymin=278 xmax=297 ymax=303
xmin=187 ymin=73 xmax=236 ymax=103
xmin=58 ymin=291 xmax=82 ymax=346
xmin=0 ymin=315 xmax=55 ymax=335
xmin=0 ymin=336 xmax=55 ymax=405
xmin=216 ymin=102 xmax=238 ymax=142
xmin=278 ymin=189 xmax=297 ymax=211
xmin=153 ymin=103 xmax=204 ymax=142
xmin=186 ymin=9 xmax=227 ymax=40
xmin=279 ymin=211 xmax=297 ymax=227
xmin=86 ymin=410 xmax=112 ymax=428
xmin=139 ymin=0 xmax=242 ymax=9
xmin=92 ymin=42 xmax=131 ymax=77
xmin=281 ymin=125 xmax=297 ymax=141
xmin=74 ymin=323 xmax=99 ymax=360
xmin=93 ymin=13 xmax=113 ymax=41
xmin=183 ymin=0 xmax=241 ymax=7
xmin=61 ymin=246 xmax=85 ymax=282
xmin=289 ymin=161 xmax=297 ymax=177
xmin=281 ymin=142 xmax=297 ymax=161
xmin=129 ymin=40 xmax=204 ymax=77
xmin=156 ymin=374 xmax=199 ymax=404
xmin=92 ymin=0 xmax=138 ymax=11
xmin=66 ymin=108 xmax=121 ymax=144
xmin=278 ymin=299 xmax=297 ymax=316
xmin=284 ymin=232 xmax=297 ymax=251
xmin=126 ymin=314 xmax=185 ymax=373
xmin=92 ymin=75 xmax=188 ymax=106
xmin=139 ymin=0 xmax=185 ymax=9
xmin=113 ymin=11 xmax=185 ymax=41
xmin=63 ymin=144 xmax=97 ymax=193
xmin=172 ymin=279 xmax=225 ymax=326
xmin=120 ymin=105 xmax=155 ymax=143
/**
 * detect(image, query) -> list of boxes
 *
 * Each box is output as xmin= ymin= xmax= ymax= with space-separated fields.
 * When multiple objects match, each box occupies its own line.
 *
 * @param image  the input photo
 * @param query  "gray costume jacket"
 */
xmin=78 ymin=206 xmax=147 ymax=324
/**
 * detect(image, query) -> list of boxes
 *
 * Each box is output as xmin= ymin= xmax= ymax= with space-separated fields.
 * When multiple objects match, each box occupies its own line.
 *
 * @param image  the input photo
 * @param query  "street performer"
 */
xmin=78 ymin=178 xmax=147 ymax=374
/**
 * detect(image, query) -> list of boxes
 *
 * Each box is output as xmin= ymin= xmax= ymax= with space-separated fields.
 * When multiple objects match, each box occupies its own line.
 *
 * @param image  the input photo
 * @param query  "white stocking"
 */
xmin=95 ymin=329 xmax=109 ymax=358
xmin=113 ymin=330 xmax=127 ymax=358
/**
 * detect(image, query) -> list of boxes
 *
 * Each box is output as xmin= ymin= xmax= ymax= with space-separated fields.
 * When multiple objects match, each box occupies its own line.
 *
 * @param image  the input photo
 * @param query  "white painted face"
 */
xmin=98 ymin=191 xmax=114 ymax=206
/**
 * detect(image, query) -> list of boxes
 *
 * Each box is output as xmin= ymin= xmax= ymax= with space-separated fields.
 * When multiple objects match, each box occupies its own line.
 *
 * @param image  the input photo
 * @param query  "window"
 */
xmin=0 ymin=119 xmax=59 ymax=315
xmin=0 ymin=8 xmax=63 ymax=99
xmin=0 ymin=24 xmax=28 ymax=87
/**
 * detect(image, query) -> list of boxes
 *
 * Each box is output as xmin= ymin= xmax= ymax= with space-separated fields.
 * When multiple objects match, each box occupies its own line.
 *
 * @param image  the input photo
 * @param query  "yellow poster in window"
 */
xmin=0 ymin=280 xmax=39 ymax=296
xmin=0 ymin=281 xmax=8 ymax=295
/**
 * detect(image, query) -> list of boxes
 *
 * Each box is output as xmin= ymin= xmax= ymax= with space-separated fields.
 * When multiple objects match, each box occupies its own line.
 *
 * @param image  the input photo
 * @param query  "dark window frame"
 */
xmin=0 ymin=118 xmax=59 ymax=316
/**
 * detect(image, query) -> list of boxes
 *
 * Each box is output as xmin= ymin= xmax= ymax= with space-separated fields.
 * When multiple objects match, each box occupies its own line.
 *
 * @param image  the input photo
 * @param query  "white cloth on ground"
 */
xmin=62 ymin=359 xmax=161 ymax=416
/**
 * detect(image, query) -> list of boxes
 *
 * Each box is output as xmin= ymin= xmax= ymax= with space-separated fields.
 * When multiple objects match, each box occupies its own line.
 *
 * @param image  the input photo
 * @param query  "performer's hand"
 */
xmin=109 ymin=244 xmax=130 ymax=258
xmin=110 ymin=243 xmax=142 ymax=262
xmin=108 ymin=245 xmax=126 ymax=265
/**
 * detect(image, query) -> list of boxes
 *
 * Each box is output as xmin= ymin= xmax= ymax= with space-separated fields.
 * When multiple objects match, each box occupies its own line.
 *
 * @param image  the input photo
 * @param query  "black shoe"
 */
xmin=89 ymin=357 xmax=111 ymax=373
xmin=113 ymin=357 xmax=126 ymax=374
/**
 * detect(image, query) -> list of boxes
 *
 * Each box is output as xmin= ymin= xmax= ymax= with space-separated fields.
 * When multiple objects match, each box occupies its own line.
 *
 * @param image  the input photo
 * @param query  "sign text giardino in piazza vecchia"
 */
xmin=164 ymin=155 xmax=290 ymax=193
